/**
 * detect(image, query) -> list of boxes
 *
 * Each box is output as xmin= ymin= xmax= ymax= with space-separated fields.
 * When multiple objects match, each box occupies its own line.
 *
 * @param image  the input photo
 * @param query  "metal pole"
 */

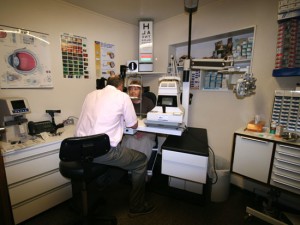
xmin=188 ymin=10 xmax=192 ymax=60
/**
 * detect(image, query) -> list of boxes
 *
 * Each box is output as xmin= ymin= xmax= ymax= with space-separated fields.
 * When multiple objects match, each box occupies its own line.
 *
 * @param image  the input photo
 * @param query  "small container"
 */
xmin=275 ymin=125 xmax=283 ymax=137
xmin=270 ymin=121 xmax=276 ymax=134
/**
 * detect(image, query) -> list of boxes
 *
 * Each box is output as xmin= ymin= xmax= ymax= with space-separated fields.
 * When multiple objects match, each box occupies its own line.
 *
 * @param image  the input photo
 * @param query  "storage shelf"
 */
xmin=218 ymin=70 xmax=245 ymax=74
xmin=201 ymin=88 xmax=232 ymax=92
xmin=278 ymin=10 xmax=300 ymax=21
xmin=272 ymin=68 xmax=300 ymax=77
xmin=169 ymin=26 xmax=255 ymax=91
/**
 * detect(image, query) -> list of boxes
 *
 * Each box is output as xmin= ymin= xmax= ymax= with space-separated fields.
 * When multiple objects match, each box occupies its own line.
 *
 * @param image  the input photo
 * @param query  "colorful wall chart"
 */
xmin=95 ymin=41 xmax=115 ymax=79
xmin=0 ymin=25 xmax=52 ymax=88
xmin=61 ymin=33 xmax=89 ymax=79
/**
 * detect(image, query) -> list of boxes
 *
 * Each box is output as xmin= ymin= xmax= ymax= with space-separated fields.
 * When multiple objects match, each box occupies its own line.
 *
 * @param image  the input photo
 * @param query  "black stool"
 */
xmin=59 ymin=133 xmax=117 ymax=225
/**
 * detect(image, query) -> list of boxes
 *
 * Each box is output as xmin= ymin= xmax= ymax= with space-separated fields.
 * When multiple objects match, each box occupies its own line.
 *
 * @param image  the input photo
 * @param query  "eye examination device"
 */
xmin=146 ymin=76 xmax=184 ymax=127
xmin=0 ymin=97 xmax=30 ymax=143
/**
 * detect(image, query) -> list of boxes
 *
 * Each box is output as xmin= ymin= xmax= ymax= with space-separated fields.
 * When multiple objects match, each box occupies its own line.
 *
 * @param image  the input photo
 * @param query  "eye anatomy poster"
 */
xmin=61 ymin=33 xmax=89 ymax=79
xmin=0 ymin=25 xmax=52 ymax=89
xmin=95 ymin=41 xmax=115 ymax=79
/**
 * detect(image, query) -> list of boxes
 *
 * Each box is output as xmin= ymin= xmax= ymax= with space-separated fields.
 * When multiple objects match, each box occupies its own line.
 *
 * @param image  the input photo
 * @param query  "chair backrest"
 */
xmin=143 ymin=91 xmax=157 ymax=105
xmin=59 ymin=134 xmax=110 ymax=162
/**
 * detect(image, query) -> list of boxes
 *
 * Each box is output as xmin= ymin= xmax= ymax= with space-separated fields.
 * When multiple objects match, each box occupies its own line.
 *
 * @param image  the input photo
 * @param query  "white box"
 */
xmin=162 ymin=149 xmax=208 ymax=184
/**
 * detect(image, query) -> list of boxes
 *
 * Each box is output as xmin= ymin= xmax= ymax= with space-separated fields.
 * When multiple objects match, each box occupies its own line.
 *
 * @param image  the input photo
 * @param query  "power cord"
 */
xmin=209 ymin=145 xmax=218 ymax=184
xmin=62 ymin=116 xmax=79 ymax=125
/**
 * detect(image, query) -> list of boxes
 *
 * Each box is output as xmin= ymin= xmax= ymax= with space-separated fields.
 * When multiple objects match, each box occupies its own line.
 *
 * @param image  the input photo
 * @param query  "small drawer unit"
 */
xmin=271 ymin=144 xmax=300 ymax=195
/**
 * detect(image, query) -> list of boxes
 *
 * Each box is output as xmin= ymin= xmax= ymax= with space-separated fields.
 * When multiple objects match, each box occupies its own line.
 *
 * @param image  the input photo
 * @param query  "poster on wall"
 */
xmin=0 ymin=25 xmax=53 ymax=89
xmin=95 ymin=41 xmax=115 ymax=79
xmin=60 ymin=33 xmax=89 ymax=79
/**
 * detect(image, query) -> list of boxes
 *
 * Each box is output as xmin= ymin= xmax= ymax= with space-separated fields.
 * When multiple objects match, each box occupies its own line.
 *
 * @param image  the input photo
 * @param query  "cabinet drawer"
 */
xmin=270 ymin=172 xmax=300 ymax=195
xmin=5 ymin=150 xmax=60 ymax=185
xmin=162 ymin=149 xmax=208 ymax=183
xmin=275 ymin=151 xmax=300 ymax=167
xmin=3 ymin=141 xmax=61 ymax=163
xmin=9 ymin=170 xmax=70 ymax=206
xmin=12 ymin=184 xmax=71 ymax=224
xmin=276 ymin=144 xmax=300 ymax=161
xmin=273 ymin=161 xmax=300 ymax=175
xmin=272 ymin=165 xmax=300 ymax=183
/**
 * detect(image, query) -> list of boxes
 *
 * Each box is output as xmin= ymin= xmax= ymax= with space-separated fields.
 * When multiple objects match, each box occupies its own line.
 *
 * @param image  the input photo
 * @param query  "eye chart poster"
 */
xmin=95 ymin=41 xmax=115 ymax=79
xmin=0 ymin=25 xmax=52 ymax=89
xmin=61 ymin=33 xmax=89 ymax=79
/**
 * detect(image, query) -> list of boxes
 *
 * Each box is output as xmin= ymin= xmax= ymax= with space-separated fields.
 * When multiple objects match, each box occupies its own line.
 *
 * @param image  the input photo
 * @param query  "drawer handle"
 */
xmin=277 ymin=150 xmax=300 ymax=158
xmin=241 ymin=136 xmax=269 ymax=144
xmin=273 ymin=172 xmax=300 ymax=182
xmin=272 ymin=179 xmax=300 ymax=190
xmin=273 ymin=164 xmax=300 ymax=174
xmin=275 ymin=157 xmax=300 ymax=166
xmin=278 ymin=144 xmax=300 ymax=151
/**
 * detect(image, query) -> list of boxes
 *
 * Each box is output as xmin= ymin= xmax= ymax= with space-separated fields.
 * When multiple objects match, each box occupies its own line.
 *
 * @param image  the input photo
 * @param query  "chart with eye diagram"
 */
xmin=60 ymin=33 xmax=89 ymax=79
xmin=0 ymin=25 xmax=52 ymax=89
xmin=95 ymin=41 xmax=115 ymax=79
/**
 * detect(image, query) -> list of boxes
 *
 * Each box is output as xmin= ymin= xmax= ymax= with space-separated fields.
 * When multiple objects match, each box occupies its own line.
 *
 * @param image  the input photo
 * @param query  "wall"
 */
xmin=0 ymin=0 xmax=138 ymax=123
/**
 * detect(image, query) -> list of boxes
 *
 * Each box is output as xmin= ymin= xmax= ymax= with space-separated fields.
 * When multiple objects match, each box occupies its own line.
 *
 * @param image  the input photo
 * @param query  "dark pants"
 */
xmin=94 ymin=144 xmax=147 ymax=211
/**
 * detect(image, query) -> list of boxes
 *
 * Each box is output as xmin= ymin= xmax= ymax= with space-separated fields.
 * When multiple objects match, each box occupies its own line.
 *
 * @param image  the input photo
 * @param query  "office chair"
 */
xmin=143 ymin=91 xmax=156 ymax=107
xmin=59 ymin=134 xmax=117 ymax=225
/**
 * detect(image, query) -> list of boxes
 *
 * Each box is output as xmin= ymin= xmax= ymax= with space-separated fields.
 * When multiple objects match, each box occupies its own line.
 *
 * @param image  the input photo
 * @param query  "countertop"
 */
xmin=0 ymin=125 xmax=75 ymax=155
xmin=235 ymin=127 xmax=300 ymax=147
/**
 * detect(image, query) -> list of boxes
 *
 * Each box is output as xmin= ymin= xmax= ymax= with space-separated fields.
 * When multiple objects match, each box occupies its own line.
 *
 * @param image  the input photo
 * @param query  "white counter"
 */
xmin=1 ymin=125 xmax=75 ymax=156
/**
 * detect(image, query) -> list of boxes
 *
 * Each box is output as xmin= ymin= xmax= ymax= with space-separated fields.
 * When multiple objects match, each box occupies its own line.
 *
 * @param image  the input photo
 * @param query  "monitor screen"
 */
xmin=11 ymin=100 xmax=26 ymax=110
xmin=0 ymin=97 xmax=30 ymax=116
xmin=157 ymin=95 xmax=177 ymax=107
xmin=161 ymin=97 xmax=173 ymax=106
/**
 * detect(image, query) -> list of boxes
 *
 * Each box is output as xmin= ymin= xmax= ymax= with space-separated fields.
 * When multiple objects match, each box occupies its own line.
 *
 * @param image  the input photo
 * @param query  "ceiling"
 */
xmin=61 ymin=0 xmax=215 ymax=25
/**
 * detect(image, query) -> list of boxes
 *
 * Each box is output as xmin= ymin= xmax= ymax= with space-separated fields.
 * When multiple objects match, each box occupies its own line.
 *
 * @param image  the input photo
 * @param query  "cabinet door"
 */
xmin=232 ymin=135 xmax=273 ymax=183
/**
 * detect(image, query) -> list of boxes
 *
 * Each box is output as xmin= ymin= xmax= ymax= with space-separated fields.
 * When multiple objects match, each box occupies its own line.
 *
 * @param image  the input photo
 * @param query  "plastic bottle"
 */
xmin=270 ymin=121 xmax=276 ymax=134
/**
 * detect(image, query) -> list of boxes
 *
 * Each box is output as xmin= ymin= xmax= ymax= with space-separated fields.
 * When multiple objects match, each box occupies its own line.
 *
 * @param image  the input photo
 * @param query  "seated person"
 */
xmin=75 ymin=75 xmax=154 ymax=216
xmin=121 ymin=80 xmax=156 ymax=160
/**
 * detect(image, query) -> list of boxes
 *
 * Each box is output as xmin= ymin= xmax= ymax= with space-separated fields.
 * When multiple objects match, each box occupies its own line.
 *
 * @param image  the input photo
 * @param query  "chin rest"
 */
xmin=59 ymin=134 xmax=117 ymax=225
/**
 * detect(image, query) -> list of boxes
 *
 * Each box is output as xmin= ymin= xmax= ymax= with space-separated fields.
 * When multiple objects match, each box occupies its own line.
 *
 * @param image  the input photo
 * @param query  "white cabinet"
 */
xmin=270 ymin=144 xmax=300 ymax=195
xmin=232 ymin=135 xmax=273 ymax=183
xmin=3 ymin=141 xmax=72 ymax=224
xmin=232 ymin=129 xmax=300 ymax=196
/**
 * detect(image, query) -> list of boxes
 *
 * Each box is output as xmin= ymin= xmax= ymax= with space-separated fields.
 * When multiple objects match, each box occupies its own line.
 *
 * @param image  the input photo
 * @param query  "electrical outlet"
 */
xmin=64 ymin=118 xmax=74 ymax=125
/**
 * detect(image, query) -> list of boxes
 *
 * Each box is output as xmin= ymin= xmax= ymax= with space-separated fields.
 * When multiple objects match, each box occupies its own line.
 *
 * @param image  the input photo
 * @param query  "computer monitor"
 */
xmin=0 ymin=97 xmax=30 ymax=116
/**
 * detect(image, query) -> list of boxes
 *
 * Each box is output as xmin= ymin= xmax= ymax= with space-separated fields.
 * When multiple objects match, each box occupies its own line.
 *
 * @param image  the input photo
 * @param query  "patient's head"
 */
xmin=128 ymin=80 xmax=142 ymax=97
xmin=128 ymin=80 xmax=142 ymax=103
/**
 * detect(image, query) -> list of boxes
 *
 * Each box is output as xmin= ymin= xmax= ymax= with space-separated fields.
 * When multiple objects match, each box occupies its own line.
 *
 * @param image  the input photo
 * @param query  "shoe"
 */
xmin=128 ymin=203 xmax=156 ymax=218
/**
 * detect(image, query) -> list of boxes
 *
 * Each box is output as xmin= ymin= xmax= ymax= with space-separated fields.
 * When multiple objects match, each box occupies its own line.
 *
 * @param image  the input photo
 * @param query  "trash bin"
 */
xmin=208 ymin=156 xmax=231 ymax=202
